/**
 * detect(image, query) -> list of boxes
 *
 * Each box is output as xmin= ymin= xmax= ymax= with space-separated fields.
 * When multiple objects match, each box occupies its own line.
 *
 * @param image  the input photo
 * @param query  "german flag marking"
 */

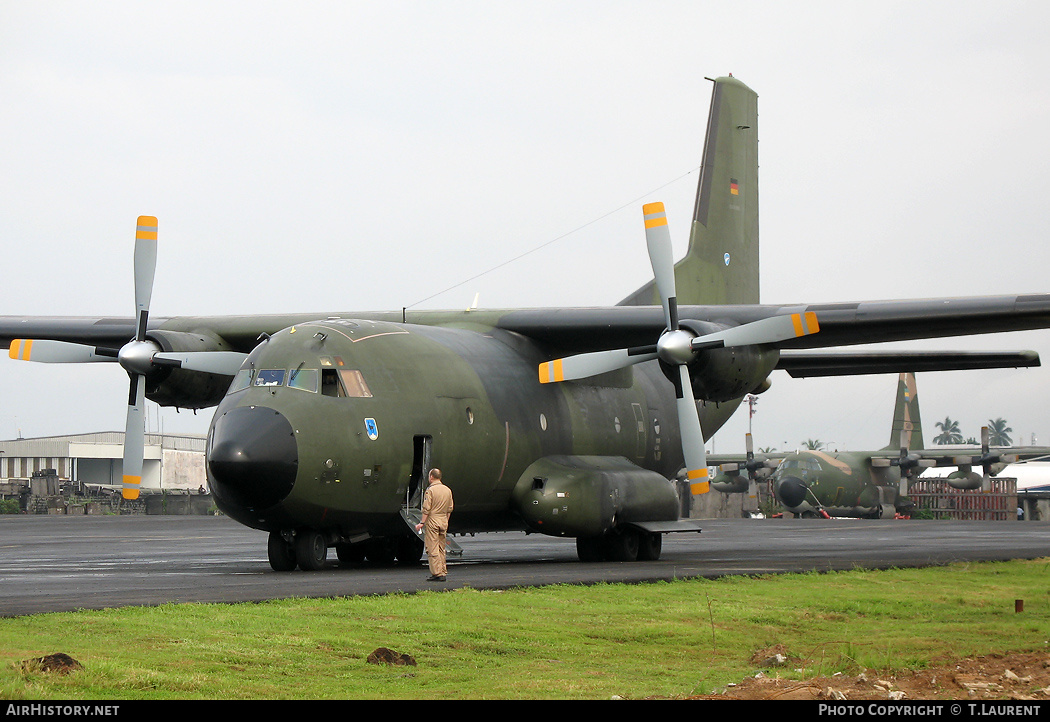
xmin=730 ymin=178 xmax=739 ymax=195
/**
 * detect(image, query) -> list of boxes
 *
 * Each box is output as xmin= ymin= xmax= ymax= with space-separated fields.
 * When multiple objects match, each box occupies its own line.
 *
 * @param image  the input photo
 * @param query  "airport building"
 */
xmin=0 ymin=432 xmax=207 ymax=497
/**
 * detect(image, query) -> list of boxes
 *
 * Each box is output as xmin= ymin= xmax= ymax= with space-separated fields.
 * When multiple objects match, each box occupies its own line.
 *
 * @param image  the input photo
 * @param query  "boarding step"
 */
xmin=400 ymin=508 xmax=463 ymax=556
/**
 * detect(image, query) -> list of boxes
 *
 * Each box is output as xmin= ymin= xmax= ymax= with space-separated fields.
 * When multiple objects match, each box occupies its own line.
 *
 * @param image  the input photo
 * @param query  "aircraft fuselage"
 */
xmin=772 ymin=449 xmax=903 ymax=519
xmin=206 ymin=318 xmax=739 ymax=541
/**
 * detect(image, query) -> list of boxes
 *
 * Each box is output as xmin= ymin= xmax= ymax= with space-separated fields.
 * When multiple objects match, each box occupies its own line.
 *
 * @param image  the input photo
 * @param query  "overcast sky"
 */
xmin=2 ymin=1 xmax=1050 ymax=455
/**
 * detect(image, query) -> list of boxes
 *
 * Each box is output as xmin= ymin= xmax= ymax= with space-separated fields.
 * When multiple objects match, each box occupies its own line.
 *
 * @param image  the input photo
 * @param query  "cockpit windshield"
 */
xmin=288 ymin=367 xmax=318 ymax=392
xmin=779 ymin=458 xmax=822 ymax=473
xmin=254 ymin=369 xmax=285 ymax=387
xmin=225 ymin=364 xmax=369 ymax=397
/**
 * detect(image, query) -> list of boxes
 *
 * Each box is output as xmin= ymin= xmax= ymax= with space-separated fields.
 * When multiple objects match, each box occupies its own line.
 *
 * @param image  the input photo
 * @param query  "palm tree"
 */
xmin=987 ymin=418 xmax=1013 ymax=446
xmin=801 ymin=438 xmax=825 ymax=450
xmin=933 ymin=417 xmax=963 ymax=445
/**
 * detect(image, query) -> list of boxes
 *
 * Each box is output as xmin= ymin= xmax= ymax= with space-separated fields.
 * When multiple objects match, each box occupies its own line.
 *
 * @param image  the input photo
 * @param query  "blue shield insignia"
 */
xmin=364 ymin=418 xmax=379 ymax=440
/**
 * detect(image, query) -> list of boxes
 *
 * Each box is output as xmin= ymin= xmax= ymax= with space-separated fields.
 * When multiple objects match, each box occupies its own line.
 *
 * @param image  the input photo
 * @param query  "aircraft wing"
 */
xmin=775 ymin=295 xmax=1050 ymax=348
xmin=705 ymin=453 xmax=783 ymax=471
xmin=492 ymin=293 xmax=1050 ymax=354
xmin=0 ymin=312 xmax=408 ymax=355
xmin=869 ymin=446 xmax=1050 ymax=472
xmin=704 ymin=453 xmax=750 ymax=466
xmin=4 ymin=291 xmax=1050 ymax=357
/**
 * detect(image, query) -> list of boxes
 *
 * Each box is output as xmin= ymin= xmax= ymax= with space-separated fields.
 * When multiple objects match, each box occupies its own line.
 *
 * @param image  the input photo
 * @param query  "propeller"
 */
xmin=714 ymin=433 xmax=781 ymax=485
xmin=538 ymin=202 xmax=820 ymax=495
xmin=8 ymin=216 xmax=247 ymax=500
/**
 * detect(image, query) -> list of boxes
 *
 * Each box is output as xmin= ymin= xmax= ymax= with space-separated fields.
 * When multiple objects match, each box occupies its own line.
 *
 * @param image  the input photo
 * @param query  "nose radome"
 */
xmin=209 ymin=405 xmax=298 ymax=510
xmin=776 ymin=476 xmax=808 ymax=509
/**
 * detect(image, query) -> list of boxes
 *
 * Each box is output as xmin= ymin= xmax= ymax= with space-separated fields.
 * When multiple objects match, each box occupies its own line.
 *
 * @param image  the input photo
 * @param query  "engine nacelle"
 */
xmin=946 ymin=470 xmax=983 ymax=490
xmin=144 ymin=329 xmax=243 ymax=409
xmin=679 ymin=320 xmax=780 ymax=402
xmin=511 ymin=455 xmax=679 ymax=538
xmin=711 ymin=472 xmax=749 ymax=494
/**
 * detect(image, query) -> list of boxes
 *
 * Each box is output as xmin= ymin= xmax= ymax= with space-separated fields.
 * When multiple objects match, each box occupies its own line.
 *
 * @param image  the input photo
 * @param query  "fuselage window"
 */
xmin=254 ymin=369 xmax=285 ymax=387
xmin=288 ymin=368 xmax=319 ymax=393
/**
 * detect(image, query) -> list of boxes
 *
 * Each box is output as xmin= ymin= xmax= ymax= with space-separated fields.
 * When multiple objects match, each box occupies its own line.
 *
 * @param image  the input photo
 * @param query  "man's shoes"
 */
xmin=426 ymin=575 xmax=447 ymax=582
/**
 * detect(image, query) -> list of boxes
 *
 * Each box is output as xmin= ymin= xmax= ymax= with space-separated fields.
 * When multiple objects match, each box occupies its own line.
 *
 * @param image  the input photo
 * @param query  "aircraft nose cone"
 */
xmin=776 ymin=476 xmax=808 ymax=508
xmin=208 ymin=405 xmax=298 ymax=511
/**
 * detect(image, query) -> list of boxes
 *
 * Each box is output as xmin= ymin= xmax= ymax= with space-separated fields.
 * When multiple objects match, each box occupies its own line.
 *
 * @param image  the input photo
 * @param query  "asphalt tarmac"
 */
xmin=1 ymin=514 xmax=1048 ymax=617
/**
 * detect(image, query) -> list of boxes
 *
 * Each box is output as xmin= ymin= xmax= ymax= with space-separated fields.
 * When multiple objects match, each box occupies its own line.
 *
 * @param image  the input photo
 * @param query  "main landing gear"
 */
xmin=267 ymin=529 xmax=425 ymax=571
xmin=575 ymin=527 xmax=662 ymax=562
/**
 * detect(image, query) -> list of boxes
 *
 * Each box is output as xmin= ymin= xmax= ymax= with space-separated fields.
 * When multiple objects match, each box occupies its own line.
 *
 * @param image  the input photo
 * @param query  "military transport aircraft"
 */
xmin=709 ymin=373 xmax=1050 ymax=519
xmin=4 ymin=75 xmax=1050 ymax=570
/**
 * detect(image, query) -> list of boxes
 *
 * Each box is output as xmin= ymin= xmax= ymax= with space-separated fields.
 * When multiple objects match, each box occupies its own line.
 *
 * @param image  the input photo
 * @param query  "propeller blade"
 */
xmin=9 ymin=339 xmax=118 ymax=364
xmin=690 ymin=312 xmax=819 ymax=351
xmin=674 ymin=365 xmax=709 ymax=494
xmin=122 ymin=374 xmax=146 ymax=500
xmin=134 ymin=216 xmax=158 ymax=342
xmin=642 ymin=202 xmax=678 ymax=330
xmin=539 ymin=348 xmax=657 ymax=384
xmin=152 ymin=351 xmax=249 ymax=375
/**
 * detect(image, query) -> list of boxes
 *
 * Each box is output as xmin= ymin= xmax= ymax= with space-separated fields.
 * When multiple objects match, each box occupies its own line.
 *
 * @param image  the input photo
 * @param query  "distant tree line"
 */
xmin=757 ymin=418 xmax=1016 ymax=453
xmin=933 ymin=417 xmax=1013 ymax=446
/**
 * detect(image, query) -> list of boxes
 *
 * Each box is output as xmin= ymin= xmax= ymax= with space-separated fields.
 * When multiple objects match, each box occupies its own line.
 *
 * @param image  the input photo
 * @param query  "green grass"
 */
xmin=2 ymin=559 xmax=1049 ymax=699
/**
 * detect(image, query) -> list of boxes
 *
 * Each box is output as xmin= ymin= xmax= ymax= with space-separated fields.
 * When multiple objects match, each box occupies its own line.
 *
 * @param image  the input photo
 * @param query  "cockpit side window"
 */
xmin=340 ymin=369 xmax=372 ymax=398
xmin=227 ymin=368 xmax=253 ymax=395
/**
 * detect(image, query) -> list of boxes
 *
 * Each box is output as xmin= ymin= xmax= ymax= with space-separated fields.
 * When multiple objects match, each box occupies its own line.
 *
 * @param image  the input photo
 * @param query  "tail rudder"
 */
xmin=887 ymin=372 xmax=924 ymax=451
xmin=620 ymin=74 xmax=759 ymax=307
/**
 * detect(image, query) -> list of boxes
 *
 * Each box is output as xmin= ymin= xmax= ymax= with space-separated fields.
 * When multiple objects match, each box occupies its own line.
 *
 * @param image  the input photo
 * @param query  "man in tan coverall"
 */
xmin=414 ymin=468 xmax=453 ymax=581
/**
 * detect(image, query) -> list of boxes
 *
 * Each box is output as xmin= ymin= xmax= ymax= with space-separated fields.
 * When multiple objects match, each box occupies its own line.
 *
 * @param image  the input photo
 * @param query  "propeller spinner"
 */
xmin=8 ymin=216 xmax=247 ymax=499
xmin=538 ymin=202 xmax=820 ymax=495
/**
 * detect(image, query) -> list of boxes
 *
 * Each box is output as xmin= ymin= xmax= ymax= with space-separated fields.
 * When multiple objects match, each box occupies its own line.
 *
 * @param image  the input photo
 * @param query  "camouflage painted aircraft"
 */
xmin=4 ymin=75 xmax=1050 ymax=570
xmin=710 ymin=373 xmax=1050 ymax=519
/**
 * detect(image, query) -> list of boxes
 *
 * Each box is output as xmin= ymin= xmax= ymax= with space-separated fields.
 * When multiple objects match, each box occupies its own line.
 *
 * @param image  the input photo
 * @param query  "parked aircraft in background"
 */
xmin=710 ymin=373 xmax=1050 ymax=518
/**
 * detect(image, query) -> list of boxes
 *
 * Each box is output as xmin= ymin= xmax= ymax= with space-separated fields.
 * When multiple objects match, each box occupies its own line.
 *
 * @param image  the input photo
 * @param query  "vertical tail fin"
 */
xmin=887 ymin=372 xmax=925 ymax=451
xmin=620 ymin=75 xmax=759 ymax=307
